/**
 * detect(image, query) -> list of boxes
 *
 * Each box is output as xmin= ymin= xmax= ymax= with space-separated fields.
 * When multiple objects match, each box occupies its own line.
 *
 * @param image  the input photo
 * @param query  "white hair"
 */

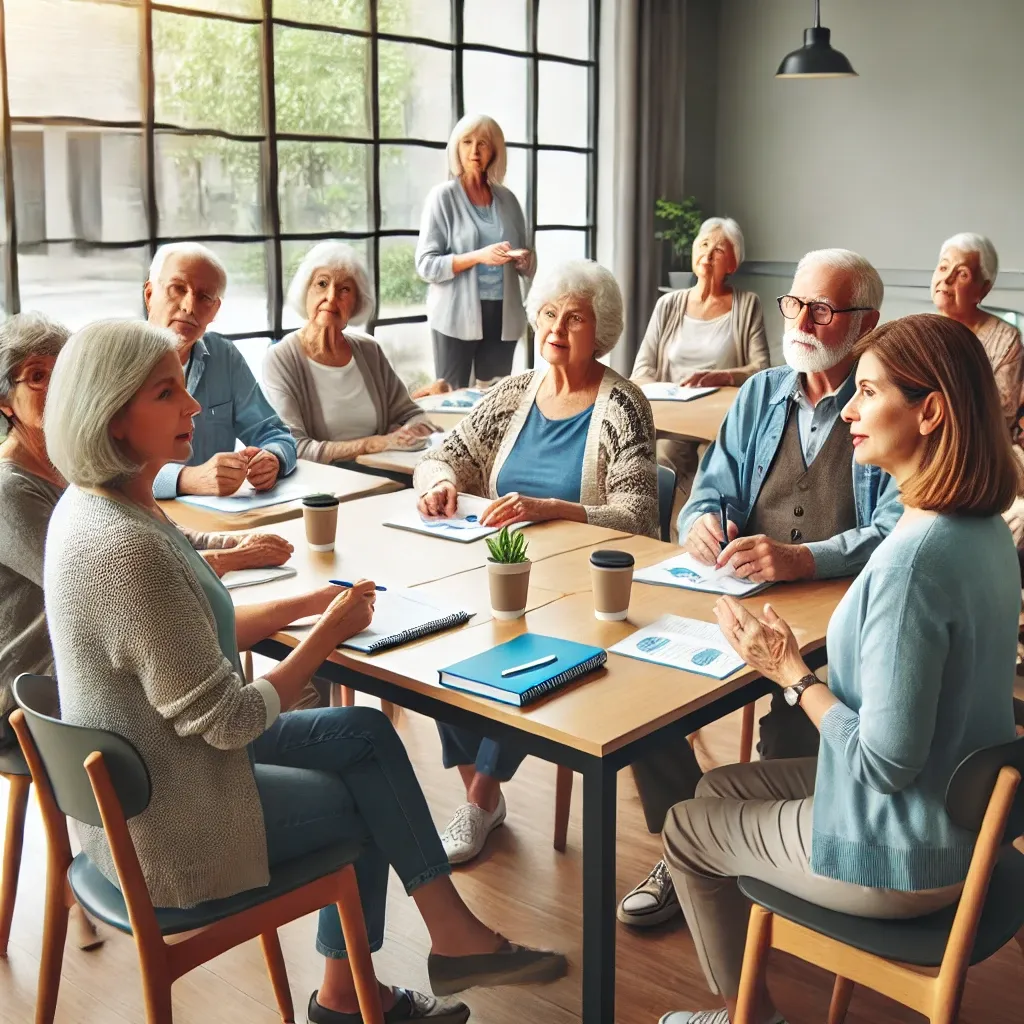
xmin=525 ymin=259 xmax=624 ymax=359
xmin=45 ymin=319 xmax=179 ymax=488
xmin=285 ymin=241 xmax=374 ymax=325
xmin=0 ymin=312 xmax=70 ymax=400
xmin=693 ymin=217 xmax=745 ymax=268
xmin=794 ymin=248 xmax=884 ymax=310
xmin=939 ymin=232 xmax=999 ymax=287
xmin=148 ymin=242 xmax=228 ymax=298
xmin=447 ymin=113 xmax=507 ymax=185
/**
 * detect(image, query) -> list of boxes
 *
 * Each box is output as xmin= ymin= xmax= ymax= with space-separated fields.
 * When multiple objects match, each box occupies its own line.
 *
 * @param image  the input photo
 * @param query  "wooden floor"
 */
xmin=2 ymin=691 xmax=1022 ymax=1024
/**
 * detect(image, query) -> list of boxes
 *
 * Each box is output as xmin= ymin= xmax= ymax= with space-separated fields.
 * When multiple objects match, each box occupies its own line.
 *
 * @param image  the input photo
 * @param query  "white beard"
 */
xmin=783 ymin=314 xmax=863 ymax=374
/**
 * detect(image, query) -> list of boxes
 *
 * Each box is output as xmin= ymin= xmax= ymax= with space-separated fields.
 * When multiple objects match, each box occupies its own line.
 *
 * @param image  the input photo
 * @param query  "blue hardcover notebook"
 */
xmin=439 ymin=633 xmax=607 ymax=707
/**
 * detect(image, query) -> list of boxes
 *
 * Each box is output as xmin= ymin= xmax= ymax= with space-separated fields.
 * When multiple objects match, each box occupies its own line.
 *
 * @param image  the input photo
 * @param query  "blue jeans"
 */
xmin=252 ymin=706 xmax=450 ymax=958
xmin=437 ymin=722 xmax=527 ymax=782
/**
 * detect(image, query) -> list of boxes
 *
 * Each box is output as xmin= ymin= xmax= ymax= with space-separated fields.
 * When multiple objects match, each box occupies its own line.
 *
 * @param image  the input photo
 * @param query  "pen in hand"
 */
xmin=330 ymin=579 xmax=388 ymax=592
xmin=718 ymin=496 xmax=730 ymax=554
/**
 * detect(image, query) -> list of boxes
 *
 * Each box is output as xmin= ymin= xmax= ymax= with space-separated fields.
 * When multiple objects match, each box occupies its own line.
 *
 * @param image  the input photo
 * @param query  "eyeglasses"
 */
xmin=777 ymin=295 xmax=874 ymax=326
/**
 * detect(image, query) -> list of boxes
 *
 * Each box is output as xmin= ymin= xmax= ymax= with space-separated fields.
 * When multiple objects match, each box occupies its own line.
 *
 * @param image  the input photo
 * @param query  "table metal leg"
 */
xmin=581 ymin=757 xmax=617 ymax=1024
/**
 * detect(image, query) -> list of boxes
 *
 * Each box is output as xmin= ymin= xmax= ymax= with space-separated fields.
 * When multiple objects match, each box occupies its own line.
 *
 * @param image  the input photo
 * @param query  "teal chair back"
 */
xmin=657 ymin=464 xmax=676 ymax=542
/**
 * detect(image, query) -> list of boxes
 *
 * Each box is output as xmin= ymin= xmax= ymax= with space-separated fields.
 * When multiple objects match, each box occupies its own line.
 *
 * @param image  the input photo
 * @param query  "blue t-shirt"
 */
xmin=467 ymin=198 xmax=505 ymax=301
xmin=495 ymin=401 xmax=594 ymax=503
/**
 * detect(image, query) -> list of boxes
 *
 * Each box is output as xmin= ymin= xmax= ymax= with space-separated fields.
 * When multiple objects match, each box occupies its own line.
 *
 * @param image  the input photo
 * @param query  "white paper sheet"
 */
xmin=176 ymin=463 xmax=323 ymax=513
xmin=640 ymin=382 xmax=719 ymax=402
xmin=220 ymin=566 xmax=298 ymax=590
xmin=384 ymin=493 xmax=532 ymax=544
xmin=609 ymin=615 xmax=745 ymax=679
xmin=633 ymin=552 xmax=771 ymax=597
xmin=416 ymin=388 xmax=486 ymax=411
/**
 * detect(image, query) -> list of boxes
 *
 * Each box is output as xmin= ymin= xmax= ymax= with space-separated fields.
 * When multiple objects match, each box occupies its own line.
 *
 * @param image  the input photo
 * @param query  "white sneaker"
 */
xmin=441 ymin=794 xmax=507 ymax=865
xmin=659 ymin=1012 xmax=786 ymax=1024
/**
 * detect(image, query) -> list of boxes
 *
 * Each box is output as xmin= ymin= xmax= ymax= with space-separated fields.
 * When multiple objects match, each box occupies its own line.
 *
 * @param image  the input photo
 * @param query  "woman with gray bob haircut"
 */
xmin=414 ymin=259 xmax=658 ymax=865
xmin=416 ymin=113 xmax=535 ymax=389
xmin=263 ymin=240 xmax=442 ymax=466
xmin=43 ymin=318 xmax=566 ymax=1021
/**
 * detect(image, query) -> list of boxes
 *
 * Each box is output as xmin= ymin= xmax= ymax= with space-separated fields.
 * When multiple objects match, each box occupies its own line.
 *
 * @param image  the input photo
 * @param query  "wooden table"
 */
xmin=247 ymin=521 xmax=847 ymax=1023
xmin=651 ymin=386 xmax=738 ymax=443
xmin=159 ymin=459 xmax=402 ymax=533
xmin=355 ymin=434 xmax=447 ymax=477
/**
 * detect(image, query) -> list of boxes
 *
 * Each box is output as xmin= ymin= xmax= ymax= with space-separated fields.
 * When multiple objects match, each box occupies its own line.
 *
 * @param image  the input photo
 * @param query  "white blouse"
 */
xmin=304 ymin=357 xmax=378 ymax=441
xmin=665 ymin=311 xmax=733 ymax=382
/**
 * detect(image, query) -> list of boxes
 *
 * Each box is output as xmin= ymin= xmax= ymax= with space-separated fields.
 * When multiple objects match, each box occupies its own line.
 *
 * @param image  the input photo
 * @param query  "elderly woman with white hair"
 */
xmin=931 ymin=232 xmax=1023 ymax=426
xmin=416 ymin=113 xmax=534 ymax=389
xmin=41 ymin=318 xmax=566 ymax=1023
xmin=262 ymin=241 xmax=439 ymax=464
xmin=414 ymin=259 xmax=658 ymax=865
xmin=632 ymin=217 xmax=769 ymax=516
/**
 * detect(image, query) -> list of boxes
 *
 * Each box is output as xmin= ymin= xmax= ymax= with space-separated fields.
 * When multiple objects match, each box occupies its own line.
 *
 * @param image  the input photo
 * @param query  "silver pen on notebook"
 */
xmin=501 ymin=654 xmax=558 ymax=678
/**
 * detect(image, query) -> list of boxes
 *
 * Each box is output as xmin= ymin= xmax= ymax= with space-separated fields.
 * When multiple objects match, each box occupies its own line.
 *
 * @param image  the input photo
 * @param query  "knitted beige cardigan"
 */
xmin=413 ymin=365 xmax=659 ymax=539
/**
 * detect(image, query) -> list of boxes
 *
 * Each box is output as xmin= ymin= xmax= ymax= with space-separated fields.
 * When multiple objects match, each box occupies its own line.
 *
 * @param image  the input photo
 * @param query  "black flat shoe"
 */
xmin=307 ymin=987 xmax=471 ymax=1024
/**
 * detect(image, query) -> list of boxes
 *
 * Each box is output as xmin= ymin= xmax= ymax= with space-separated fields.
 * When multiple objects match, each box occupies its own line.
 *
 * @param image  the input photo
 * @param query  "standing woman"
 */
xmin=416 ymin=114 xmax=534 ymax=390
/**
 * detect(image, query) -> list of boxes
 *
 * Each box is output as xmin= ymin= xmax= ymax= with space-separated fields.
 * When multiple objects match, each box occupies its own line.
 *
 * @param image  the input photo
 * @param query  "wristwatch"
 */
xmin=784 ymin=674 xmax=823 ymax=707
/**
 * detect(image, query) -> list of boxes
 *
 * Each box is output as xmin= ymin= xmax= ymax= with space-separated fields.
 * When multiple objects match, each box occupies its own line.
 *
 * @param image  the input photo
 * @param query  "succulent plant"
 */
xmin=486 ymin=526 xmax=529 ymax=564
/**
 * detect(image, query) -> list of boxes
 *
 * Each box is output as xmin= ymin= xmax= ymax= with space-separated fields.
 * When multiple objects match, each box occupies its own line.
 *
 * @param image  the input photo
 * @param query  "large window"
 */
xmin=0 ymin=0 xmax=599 ymax=388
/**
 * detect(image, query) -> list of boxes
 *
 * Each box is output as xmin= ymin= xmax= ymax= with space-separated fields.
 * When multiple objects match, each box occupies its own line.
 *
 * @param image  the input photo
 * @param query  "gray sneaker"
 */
xmin=617 ymin=859 xmax=681 ymax=927
xmin=307 ymin=988 xmax=470 ymax=1023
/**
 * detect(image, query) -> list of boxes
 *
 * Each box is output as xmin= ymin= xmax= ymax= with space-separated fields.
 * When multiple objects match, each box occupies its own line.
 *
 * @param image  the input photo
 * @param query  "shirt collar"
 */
xmin=781 ymin=368 xmax=857 ymax=409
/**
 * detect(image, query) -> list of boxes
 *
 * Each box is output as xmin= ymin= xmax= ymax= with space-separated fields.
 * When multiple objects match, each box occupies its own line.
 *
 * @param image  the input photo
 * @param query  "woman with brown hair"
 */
xmin=655 ymin=313 xmax=1020 ymax=1024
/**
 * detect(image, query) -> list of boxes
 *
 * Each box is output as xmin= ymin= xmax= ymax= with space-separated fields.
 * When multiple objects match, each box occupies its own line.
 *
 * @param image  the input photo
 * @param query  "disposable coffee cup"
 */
xmin=302 ymin=493 xmax=339 ymax=552
xmin=589 ymin=549 xmax=635 ymax=621
xmin=487 ymin=559 xmax=532 ymax=620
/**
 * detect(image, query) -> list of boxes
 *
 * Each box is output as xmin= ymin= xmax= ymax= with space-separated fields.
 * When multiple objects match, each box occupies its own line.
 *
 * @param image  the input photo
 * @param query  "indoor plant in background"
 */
xmin=485 ymin=527 xmax=531 ymax=620
xmin=654 ymin=196 xmax=704 ymax=289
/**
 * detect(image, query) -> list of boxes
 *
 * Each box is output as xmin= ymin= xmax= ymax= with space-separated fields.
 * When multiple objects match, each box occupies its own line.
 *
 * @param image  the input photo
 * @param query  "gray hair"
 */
xmin=45 ymin=319 xmax=179 ymax=488
xmin=447 ymin=113 xmax=507 ymax=185
xmin=939 ymin=232 xmax=999 ymax=287
xmin=693 ymin=216 xmax=745 ymax=268
xmin=794 ymin=248 xmax=884 ymax=310
xmin=525 ymin=259 xmax=624 ymax=359
xmin=148 ymin=242 xmax=228 ymax=298
xmin=0 ymin=311 xmax=71 ymax=401
xmin=285 ymin=241 xmax=374 ymax=325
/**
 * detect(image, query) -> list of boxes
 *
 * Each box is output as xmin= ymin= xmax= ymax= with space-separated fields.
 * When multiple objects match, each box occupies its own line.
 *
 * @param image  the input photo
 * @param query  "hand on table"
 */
xmin=410 ymin=379 xmax=452 ymax=399
xmin=417 ymin=482 xmax=458 ymax=518
xmin=480 ymin=491 xmax=552 ymax=529
xmin=717 ymin=534 xmax=815 ymax=583
xmin=682 ymin=512 xmax=738 ymax=565
xmin=230 ymin=532 xmax=294 ymax=569
xmin=319 ymin=579 xmax=377 ymax=643
xmin=178 ymin=452 xmax=248 ymax=496
xmin=680 ymin=370 xmax=735 ymax=387
xmin=241 ymin=447 xmax=281 ymax=491
xmin=713 ymin=595 xmax=809 ymax=688
xmin=392 ymin=422 xmax=435 ymax=445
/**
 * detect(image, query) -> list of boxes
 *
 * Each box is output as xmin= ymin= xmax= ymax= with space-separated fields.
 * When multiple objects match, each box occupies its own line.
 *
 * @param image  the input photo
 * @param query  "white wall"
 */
xmin=715 ymin=0 xmax=1024 ymax=273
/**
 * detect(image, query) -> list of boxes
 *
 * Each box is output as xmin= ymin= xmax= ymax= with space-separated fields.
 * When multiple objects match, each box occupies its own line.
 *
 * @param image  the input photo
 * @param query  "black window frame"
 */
xmin=0 ymin=0 xmax=600 ymax=369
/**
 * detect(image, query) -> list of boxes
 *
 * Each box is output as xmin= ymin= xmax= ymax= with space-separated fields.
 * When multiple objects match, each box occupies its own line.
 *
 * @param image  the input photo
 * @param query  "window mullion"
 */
xmin=368 ymin=0 xmax=382 ymax=335
xmin=260 ymin=0 xmax=283 ymax=339
xmin=0 ymin=0 xmax=19 ymax=313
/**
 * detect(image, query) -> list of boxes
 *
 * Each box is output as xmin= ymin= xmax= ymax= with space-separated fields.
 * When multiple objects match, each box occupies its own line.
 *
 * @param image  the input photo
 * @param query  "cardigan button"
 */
xmin=794 ymin=505 xmax=804 ymax=517
xmin=791 ymin=528 xmax=802 ymax=542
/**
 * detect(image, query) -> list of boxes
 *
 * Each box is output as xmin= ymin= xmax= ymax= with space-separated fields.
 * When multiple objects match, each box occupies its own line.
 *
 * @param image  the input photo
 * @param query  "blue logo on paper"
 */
xmin=637 ymin=636 xmax=670 ymax=654
xmin=691 ymin=648 xmax=721 ymax=667
xmin=667 ymin=567 xmax=701 ymax=582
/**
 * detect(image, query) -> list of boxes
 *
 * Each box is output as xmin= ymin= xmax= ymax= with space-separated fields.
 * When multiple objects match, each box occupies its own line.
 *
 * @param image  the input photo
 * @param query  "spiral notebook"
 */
xmin=439 ymin=633 xmax=607 ymax=707
xmin=340 ymin=588 xmax=472 ymax=653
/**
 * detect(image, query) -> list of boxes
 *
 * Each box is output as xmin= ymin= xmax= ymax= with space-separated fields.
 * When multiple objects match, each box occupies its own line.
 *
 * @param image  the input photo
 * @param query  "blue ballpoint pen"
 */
xmin=718 ymin=496 xmax=729 ymax=553
xmin=330 ymin=579 xmax=387 ymax=592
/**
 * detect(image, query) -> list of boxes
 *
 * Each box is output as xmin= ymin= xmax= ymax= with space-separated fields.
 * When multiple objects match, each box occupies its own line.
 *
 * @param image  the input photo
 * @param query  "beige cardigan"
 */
xmin=262 ymin=329 xmax=432 ymax=462
xmin=413 ymin=366 xmax=659 ymax=539
xmin=630 ymin=287 xmax=769 ymax=384
xmin=976 ymin=315 xmax=1023 ymax=426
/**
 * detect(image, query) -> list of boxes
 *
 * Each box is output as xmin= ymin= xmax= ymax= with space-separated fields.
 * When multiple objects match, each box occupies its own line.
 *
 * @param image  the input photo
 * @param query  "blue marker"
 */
xmin=330 ymin=579 xmax=388 ymax=592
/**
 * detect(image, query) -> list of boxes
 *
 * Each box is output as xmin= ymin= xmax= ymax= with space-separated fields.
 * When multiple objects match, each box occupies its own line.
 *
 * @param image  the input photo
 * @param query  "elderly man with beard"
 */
xmin=616 ymin=249 xmax=902 ymax=931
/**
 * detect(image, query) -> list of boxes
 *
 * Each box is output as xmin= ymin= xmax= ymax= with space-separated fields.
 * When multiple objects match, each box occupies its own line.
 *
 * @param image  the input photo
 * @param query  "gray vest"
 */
xmin=747 ymin=403 xmax=857 ymax=545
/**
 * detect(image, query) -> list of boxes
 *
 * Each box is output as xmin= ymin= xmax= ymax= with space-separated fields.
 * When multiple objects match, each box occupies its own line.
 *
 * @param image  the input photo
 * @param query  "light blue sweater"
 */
xmin=415 ymin=179 xmax=532 ymax=342
xmin=812 ymin=513 xmax=1019 ymax=891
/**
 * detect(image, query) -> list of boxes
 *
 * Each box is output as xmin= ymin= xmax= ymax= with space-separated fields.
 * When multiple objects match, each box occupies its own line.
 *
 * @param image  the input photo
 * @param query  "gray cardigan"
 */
xmin=415 ymin=178 xmax=534 ymax=342
xmin=631 ymin=286 xmax=770 ymax=384
xmin=45 ymin=488 xmax=272 ymax=908
xmin=262 ymin=329 xmax=432 ymax=463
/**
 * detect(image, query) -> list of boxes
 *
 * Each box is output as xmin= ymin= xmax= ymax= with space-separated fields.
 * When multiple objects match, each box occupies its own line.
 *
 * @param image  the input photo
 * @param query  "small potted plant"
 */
xmin=485 ymin=526 xmax=531 ymax=620
xmin=654 ymin=196 xmax=704 ymax=289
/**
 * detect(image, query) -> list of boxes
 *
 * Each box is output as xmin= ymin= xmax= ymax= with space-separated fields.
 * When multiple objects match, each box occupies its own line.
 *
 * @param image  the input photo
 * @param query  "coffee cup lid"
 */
xmin=302 ymin=493 xmax=339 ymax=508
xmin=590 ymin=549 xmax=635 ymax=569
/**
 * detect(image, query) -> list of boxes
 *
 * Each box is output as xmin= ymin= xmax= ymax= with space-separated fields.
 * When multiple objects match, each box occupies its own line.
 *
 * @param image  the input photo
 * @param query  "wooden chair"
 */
xmin=11 ymin=674 xmax=385 ymax=1024
xmin=733 ymin=736 xmax=1024 ymax=1024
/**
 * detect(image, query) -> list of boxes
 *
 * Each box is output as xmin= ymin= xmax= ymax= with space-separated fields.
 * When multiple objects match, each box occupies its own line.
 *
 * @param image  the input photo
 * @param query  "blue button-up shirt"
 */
xmin=677 ymin=366 xmax=903 ymax=579
xmin=154 ymin=332 xmax=298 ymax=499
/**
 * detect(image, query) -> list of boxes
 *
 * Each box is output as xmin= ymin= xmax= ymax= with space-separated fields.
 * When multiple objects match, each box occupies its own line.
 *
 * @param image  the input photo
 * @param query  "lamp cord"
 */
xmin=814 ymin=0 xmax=821 ymax=28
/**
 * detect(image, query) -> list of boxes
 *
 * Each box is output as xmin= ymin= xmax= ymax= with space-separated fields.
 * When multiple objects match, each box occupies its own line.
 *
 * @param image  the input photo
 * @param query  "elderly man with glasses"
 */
xmin=616 ymin=248 xmax=904 ymax=933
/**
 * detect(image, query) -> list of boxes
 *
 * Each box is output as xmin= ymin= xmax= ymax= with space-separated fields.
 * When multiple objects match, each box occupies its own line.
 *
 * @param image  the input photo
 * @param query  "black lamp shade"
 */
xmin=776 ymin=26 xmax=857 ymax=78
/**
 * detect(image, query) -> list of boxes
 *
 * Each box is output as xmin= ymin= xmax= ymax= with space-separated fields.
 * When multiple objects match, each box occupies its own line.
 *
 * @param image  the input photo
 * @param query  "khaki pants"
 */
xmin=662 ymin=758 xmax=962 ymax=999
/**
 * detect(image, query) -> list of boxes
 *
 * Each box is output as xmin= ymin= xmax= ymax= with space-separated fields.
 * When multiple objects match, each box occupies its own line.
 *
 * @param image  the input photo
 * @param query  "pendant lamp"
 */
xmin=776 ymin=0 xmax=857 ymax=79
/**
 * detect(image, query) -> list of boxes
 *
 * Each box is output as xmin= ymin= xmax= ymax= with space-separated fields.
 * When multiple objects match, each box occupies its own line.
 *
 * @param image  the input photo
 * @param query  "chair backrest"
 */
xmin=945 ymin=735 xmax=1024 ymax=840
xmin=657 ymin=464 xmax=676 ymax=542
xmin=13 ymin=674 xmax=151 ymax=827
